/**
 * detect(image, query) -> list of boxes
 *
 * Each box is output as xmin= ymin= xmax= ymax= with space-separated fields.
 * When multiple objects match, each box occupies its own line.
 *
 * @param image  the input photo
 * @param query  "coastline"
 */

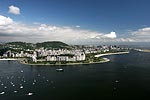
xmin=142 ymin=50 xmax=150 ymax=53
xmin=0 ymin=51 xmax=129 ymax=66
xmin=0 ymin=58 xmax=110 ymax=66
xmin=0 ymin=58 xmax=19 ymax=61
xmin=94 ymin=51 xmax=129 ymax=57
xmin=20 ymin=58 xmax=110 ymax=66
xmin=134 ymin=49 xmax=150 ymax=53
xmin=20 ymin=51 xmax=129 ymax=66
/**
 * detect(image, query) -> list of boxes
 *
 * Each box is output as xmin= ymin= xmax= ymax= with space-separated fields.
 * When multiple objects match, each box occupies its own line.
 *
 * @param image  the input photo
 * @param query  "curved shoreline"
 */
xmin=0 ymin=51 xmax=129 ymax=66
xmin=94 ymin=51 xmax=129 ymax=57
xmin=20 ymin=58 xmax=110 ymax=66
xmin=0 ymin=58 xmax=110 ymax=66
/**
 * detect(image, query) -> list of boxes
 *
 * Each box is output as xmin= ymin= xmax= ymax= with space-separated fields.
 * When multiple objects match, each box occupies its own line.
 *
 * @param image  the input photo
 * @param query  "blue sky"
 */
xmin=0 ymin=0 xmax=150 ymax=44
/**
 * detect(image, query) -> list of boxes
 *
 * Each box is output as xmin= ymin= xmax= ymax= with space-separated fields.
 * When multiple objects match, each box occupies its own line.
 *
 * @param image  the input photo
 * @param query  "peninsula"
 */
xmin=0 ymin=41 xmax=129 ymax=65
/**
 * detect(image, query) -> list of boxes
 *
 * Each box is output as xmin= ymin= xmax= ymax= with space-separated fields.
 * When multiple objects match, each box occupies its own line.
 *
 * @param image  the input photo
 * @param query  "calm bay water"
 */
xmin=0 ymin=50 xmax=150 ymax=100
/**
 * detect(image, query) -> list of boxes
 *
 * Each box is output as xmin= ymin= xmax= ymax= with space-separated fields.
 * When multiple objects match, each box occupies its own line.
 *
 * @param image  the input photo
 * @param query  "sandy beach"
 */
xmin=0 ymin=58 xmax=19 ymax=61
xmin=95 ymin=51 xmax=129 ymax=57
xmin=142 ymin=50 xmax=150 ymax=52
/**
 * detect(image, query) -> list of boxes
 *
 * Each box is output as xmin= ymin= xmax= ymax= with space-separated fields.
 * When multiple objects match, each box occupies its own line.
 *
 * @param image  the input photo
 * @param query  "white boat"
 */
xmin=14 ymin=91 xmax=18 ymax=93
xmin=0 ymin=92 xmax=5 ymax=95
xmin=115 ymin=80 xmax=119 ymax=83
xmin=20 ymin=86 xmax=24 ymax=89
xmin=56 ymin=68 xmax=64 ymax=72
xmin=26 ymin=92 xmax=33 ymax=96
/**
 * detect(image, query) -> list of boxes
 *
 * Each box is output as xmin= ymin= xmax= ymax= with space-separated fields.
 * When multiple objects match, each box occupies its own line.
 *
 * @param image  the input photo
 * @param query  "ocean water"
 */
xmin=0 ymin=50 xmax=150 ymax=100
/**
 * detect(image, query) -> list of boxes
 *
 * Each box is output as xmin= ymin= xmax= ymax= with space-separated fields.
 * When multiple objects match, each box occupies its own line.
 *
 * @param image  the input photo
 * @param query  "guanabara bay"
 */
xmin=1 ymin=0 xmax=150 ymax=100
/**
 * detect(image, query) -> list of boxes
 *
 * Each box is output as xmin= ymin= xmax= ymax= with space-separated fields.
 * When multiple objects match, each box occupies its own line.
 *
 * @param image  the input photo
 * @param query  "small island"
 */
xmin=0 ymin=41 xmax=129 ymax=65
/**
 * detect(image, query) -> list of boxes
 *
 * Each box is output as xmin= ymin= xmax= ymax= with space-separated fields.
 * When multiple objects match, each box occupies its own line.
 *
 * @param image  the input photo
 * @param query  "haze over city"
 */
xmin=0 ymin=0 xmax=150 ymax=45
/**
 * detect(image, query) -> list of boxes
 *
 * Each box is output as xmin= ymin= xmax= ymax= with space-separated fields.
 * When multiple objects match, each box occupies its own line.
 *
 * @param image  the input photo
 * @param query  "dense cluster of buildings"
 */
xmin=2 ymin=45 xmax=121 ymax=63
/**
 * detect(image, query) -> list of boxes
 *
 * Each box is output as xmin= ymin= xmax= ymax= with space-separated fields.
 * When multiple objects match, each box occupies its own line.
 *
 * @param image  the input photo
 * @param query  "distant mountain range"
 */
xmin=36 ymin=41 xmax=69 ymax=49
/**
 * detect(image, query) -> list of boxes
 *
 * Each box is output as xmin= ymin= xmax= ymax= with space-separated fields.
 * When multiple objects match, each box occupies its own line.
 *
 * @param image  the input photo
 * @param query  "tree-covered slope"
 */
xmin=36 ymin=41 xmax=69 ymax=49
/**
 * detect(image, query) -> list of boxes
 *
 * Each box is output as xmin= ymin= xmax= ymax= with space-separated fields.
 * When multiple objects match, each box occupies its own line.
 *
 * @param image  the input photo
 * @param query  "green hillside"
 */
xmin=36 ymin=41 xmax=69 ymax=49
xmin=6 ymin=42 xmax=34 ymax=50
xmin=1 ymin=41 xmax=70 ymax=50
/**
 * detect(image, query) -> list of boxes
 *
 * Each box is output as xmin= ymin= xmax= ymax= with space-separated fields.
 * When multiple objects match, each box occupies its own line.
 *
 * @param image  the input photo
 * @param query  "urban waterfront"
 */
xmin=1 ymin=0 xmax=150 ymax=99
xmin=0 ymin=50 xmax=150 ymax=100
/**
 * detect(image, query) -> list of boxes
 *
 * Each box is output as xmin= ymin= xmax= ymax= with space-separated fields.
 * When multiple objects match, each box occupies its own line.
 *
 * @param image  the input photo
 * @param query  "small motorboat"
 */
xmin=56 ymin=68 xmax=64 ymax=72
xmin=115 ymin=80 xmax=119 ymax=83
xmin=14 ymin=91 xmax=18 ymax=93
xmin=20 ymin=86 xmax=24 ymax=89
xmin=0 ymin=91 xmax=5 ymax=95
xmin=21 ymin=70 xmax=24 ymax=73
xmin=26 ymin=92 xmax=33 ymax=96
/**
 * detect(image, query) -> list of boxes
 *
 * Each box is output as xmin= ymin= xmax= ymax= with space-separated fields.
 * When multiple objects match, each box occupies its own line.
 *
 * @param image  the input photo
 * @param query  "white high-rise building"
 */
xmin=32 ymin=55 xmax=37 ymax=62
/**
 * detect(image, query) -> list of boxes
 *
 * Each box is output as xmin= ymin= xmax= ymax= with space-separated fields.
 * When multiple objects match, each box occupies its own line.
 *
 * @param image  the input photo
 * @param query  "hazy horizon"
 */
xmin=1 ymin=40 xmax=150 ymax=47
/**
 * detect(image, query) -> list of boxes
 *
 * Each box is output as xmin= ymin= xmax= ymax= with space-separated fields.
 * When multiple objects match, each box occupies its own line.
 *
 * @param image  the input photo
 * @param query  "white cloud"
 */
xmin=0 ymin=15 xmax=13 ymax=25
xmin=0 ymin=15 xmax=119 ymax=44
xmin=2 ymin=15 xmax=150 ymax=44
xmin=128 ymin=27 xmax=150 ymax=42
xmin=6 ymin=14 xmax=150 ymax=44
xmin=104 ymin=31 xmax=117 ymax=39
xmin=132 ymin=27 xmax=150 ymax=36
xmin=8 ymin=5 xmax=20 ymax=15
xmin=115 ymin=38 xmax=135 ymax=42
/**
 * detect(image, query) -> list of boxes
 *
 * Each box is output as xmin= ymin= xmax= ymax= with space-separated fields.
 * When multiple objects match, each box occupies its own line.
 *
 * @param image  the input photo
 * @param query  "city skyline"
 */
xmin=0 ymin=0 xmax=150 ymax=44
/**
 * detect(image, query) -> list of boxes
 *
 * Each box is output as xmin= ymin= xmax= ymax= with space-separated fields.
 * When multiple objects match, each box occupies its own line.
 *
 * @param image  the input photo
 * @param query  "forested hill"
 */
xmin=36 ymin=41 xmax=69 ymax=49
xmin=6 ymin=42 xmax=34 ymax=49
